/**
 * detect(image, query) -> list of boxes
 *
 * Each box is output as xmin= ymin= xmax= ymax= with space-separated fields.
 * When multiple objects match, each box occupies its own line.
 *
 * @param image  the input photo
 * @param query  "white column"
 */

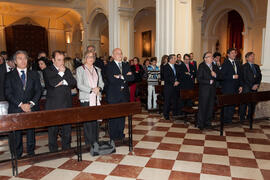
xmin=119 ymin=7 xmax=134 ymax=59
xmin=156 ymin=0 xmax=175 ymax=64
xmin=174 ymin=0 xmax=192 ymax=58
xmin=109 ymin=0 xmax=120 ymax=54
xmin=0 ymin=25 xmax=6 ymax=51
xmin=261 ymin=0 xmax=270 ymax=83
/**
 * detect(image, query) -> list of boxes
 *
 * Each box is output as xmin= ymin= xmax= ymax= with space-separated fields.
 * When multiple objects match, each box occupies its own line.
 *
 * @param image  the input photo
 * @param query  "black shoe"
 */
xmin=205 ymin=124 xmax=213 ymax=129
xmin=198 ymin=126 xmax=204 ymax=131
xmin=164 ymin=116 xmax=170 ymax=120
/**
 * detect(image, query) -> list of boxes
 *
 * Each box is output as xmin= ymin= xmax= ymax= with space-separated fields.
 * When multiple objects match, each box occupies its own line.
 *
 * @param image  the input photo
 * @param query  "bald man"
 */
xmin=106 ymin=48 xmax=134 ymax=141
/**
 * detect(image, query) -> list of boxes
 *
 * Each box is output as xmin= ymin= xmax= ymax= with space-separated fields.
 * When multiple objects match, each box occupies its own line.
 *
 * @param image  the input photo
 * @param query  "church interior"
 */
xmin=0 ymin=0 xmax=270 ymax=179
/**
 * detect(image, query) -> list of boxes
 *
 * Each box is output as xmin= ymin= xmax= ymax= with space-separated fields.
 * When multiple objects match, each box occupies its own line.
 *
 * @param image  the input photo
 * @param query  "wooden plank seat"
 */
xmin=0 ymin=102 xmax=142 ymax=176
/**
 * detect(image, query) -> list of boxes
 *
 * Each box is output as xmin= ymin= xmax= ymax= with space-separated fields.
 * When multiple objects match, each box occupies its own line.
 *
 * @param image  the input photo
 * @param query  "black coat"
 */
xmin=163 ymin=63 xmax=181 ymax=88
xmin=179 ymin=63 xmax=196 ymax=90
xmin=197 ymin=62 xmax=220 ymax=90
xmin=5 ymin=69 xmax=42 ymax=113
xmin=106 ymin=61 xmax=134 ymax=103
xmin=43 ymin=65 xmax=77 ymax=110
xmin=220 ymin=59 xmax=242 ymax=94
xmin=0 ymin=63 xmax=7 ymax=101
xmin=130 ymin=64 xmax=144 ymax=83
xmin=241 ymin=63 xmax=262 ymax=93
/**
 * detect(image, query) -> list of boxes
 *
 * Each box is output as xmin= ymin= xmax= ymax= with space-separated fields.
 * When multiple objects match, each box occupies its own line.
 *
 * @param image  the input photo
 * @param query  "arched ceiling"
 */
xmin=0 ymin=2 xmax=82 ymax=29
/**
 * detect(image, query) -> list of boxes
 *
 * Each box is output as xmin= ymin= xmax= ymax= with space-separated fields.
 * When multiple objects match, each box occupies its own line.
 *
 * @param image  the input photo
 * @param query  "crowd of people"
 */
xmin=0 ymin=46 xmax=262 ymax=158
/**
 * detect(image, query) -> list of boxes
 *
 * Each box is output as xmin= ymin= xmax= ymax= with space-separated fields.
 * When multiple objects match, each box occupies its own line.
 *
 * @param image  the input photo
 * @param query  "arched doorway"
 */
xmin=134 ymin=7 xmax=156 ymax=59
xmin=5 ymin=24 xmax=48 ymax=59
xmin=227 ymin=10 xmax=244 ymax=59
xmin=88 ymin=13 xmax=109 ymax=58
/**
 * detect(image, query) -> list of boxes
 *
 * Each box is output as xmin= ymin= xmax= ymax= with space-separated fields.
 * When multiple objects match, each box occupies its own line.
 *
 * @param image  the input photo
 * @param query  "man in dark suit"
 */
xmin=5 ymin=50 xmax=42 ymax=158
xmin=43 ymin=50 xmax=77 ymax=152
xmin=179 ymin=54 xmax=196 ymax=111
xmin=221 ymin=48 xmax=243 ymax=124
xmin=106 ymin=48 xmax=134 ymax=141
xmin=0 ymin=57 xmax=15 ymax=101
xmin=190 ymin=52 xmax=197 ymax=74
xmin=197 ymin=52 xmax=220 ymax=130
xmin=163 ymin=54 xmax=181 ymax=120
xmin=73 ymin=53 xmax=82 ymax=69
xmin=239 ymin=52 xmax=262 ymax=122
xmin=213 ymin=52 xmax=222 ymax=88
xmin=179 ymin=54 xmax=196 ymax=90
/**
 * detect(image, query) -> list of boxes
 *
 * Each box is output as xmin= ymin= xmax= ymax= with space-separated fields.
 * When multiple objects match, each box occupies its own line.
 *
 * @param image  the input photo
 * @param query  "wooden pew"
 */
xmin=217 ymin=91 xmax=270 ymax=136
xmin=0 ymin=102 xmax=141 ymax=176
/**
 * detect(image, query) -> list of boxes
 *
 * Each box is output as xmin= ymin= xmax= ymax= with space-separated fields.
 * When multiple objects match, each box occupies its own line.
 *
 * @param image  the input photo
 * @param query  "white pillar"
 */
xmin=261 ymin=1 xmax=270 ymax=83
xmin=156 ymin=0 xmax=175 ymax=64
xmin=0 ymin=25 xmax=6 ymax=51
xmin=174 ymin=0 xmax=192 ymax=58
xmin=109 ymin=0 xmax=120 ymax=55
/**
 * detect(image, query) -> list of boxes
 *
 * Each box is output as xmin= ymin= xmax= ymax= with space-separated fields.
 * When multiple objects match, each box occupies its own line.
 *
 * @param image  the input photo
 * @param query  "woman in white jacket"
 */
xmin=76 ymin=50 xmax=104 ymax=148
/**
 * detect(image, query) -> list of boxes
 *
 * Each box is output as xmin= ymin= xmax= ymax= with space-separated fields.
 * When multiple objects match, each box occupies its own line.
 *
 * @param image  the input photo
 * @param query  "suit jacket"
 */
xmin=179 ymin=63 xmax=196 ymax=90
xmin=241 ymin=63 xmax=262 ymax=92
xmin=190 ymin=60 xmax=197 ymax=75
xmin=163 ymin=63 xmax=181 ymax=90
xmin=106 ymin=61 xmax=134 ymax=103
xmin=0 ymin=63 xmax=7 ymax=101
xmin=5 ymin=69 xmax=42 ymax=113
xmin=197 ymin=62 xmax=220 ymax=90
xmin=130 ymin=64 xmax=144 ymax=83
xmin=221 ymin=59 xmax=242 ymax=94
xmin=43 ymin=65 xmax=77 ymax=110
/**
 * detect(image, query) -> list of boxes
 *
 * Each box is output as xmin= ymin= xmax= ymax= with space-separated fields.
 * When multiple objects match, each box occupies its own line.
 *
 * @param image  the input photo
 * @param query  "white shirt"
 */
xmin=229 ymin=58 xmax=237 ymax=74
xmin=54 ymin=65 xmax=68 ymax=86
xmin=6 ymin=63 xmax=12 ymax=72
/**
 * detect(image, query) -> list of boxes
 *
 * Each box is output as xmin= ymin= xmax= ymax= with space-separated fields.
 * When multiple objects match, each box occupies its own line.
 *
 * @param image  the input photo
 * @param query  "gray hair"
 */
xmin=87 ymin=45 xmax=96 ymax=51
xmin=13 ymin=50 xmax=28 ymax=61
xmin=82 ymin=51 xmax=96 ymax=64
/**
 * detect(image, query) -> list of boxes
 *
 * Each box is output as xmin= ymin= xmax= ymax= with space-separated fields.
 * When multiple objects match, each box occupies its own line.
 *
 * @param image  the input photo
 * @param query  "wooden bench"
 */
xmin=217 ymin=91 xmax=270 ymax=136
xmin=180 ymin=88 xmax=199 ymax=125
xmin=0 ymin=102 xmax=141 ymax=176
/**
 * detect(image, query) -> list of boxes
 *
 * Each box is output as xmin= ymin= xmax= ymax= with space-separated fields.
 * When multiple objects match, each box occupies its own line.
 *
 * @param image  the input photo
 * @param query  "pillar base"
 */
xmin=254 ymin=82 xmax=270 ymax=119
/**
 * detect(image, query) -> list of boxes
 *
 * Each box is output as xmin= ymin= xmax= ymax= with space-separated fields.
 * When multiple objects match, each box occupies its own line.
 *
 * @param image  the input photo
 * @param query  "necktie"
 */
xmin=21 ymin=70 xmax=26 ymax=88
xmin=118 ymin=62 xmax=122 ymax=74
xmin=251 ymin=64 xmax=257 ymax=75
xmin=232 ymin=61 xmax=237 ymax=74
xmin=186 ymin=64 xmax=190 ymax=72
xmin=172 ymin=65 xmax=176 ymax=76
xmin=8 ymin=67 xmax=13 ymax=72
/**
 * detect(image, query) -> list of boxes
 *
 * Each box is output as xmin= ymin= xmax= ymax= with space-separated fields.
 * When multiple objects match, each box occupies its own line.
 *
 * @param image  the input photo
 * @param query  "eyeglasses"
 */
xmin=205 ymin=56 xmax=213 ymax=58
xmin=86 ymin=56 xmax=96 ymax=59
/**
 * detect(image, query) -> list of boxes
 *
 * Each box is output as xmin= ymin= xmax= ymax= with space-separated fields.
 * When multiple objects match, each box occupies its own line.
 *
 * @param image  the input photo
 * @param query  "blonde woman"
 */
xmin=76 ymin=51 xmax=104 ymax=147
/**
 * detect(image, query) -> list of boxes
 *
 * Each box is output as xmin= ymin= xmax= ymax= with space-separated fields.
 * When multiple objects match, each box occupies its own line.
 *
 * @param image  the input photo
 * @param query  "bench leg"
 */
xmin=128 ymin=115 xmax=133 ymax=152
xmin=76 ymin=124 xmax=82 ymax=162
xmin=220 ymin=108 xmax=224 ymax=136
xmin=10 ymin=131 xmax=18 ymax=176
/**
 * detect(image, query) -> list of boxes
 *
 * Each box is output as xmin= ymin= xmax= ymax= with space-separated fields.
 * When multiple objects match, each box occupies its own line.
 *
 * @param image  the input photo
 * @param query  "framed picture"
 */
xmin=142 ymin=30 xmax=151 ymax=57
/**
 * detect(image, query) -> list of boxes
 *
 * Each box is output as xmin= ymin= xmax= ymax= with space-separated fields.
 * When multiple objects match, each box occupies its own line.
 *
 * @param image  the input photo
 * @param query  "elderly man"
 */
xmin=239 ymin=52 xmax=262 ymax=123
xmin=5 ymin=50 xmax=42 ymax=158
xmin=106 ymin=48 xmax=134 ymax=141
xmin=43 ymin=50 xmax=77 ymax=152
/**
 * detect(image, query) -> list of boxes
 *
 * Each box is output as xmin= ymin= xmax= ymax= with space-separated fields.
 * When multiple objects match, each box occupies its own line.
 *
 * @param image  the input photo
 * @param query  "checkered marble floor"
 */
xmin=0 ymin=112 xmax=270 ymax=180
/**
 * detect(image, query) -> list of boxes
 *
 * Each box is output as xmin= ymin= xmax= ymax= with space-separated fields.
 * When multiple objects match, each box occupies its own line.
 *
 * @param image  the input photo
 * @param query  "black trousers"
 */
xmin=48 ymin=125 xmax=71 ymax=152
xmin=9 ymin=129 xmax=35 ymax=158
xmin=239 ymin=89 xmax=257 ymax=121
xmin=107 ymin=94 xmax=127 ymax=140
xmin=80 ymin=102 xmax=98 ymax=145
xmin=197 ymin=87 xmax=215 ymax=128
xmin=163 ymin=86 xmax=180 ymax=118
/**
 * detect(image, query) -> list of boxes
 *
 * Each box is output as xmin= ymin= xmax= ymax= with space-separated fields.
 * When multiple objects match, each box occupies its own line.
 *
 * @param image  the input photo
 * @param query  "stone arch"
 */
xmin=134 ymin=7 xmax=156 ymax=58
xmin=88 ymin=10 xmax=109 ymax=57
